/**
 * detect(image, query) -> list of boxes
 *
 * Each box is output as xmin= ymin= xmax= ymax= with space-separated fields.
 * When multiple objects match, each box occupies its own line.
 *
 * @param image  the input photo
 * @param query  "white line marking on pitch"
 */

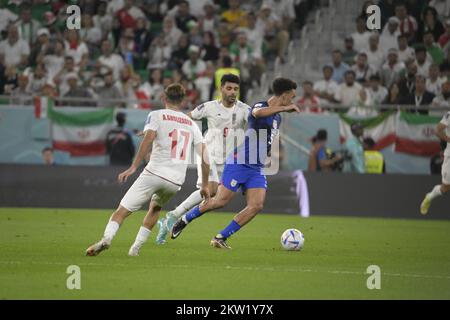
xmin=1 ymin=260 xmax=449 ymax=280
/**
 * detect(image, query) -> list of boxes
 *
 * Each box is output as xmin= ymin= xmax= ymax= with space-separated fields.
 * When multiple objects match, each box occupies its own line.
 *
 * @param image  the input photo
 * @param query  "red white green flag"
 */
xmin=34 ymin=96 xmax=53 ymax=119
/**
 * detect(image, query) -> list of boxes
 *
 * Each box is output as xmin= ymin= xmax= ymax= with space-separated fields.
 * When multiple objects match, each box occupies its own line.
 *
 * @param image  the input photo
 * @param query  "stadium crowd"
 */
xmin=0 ymin=0 xmax=314 ymax=109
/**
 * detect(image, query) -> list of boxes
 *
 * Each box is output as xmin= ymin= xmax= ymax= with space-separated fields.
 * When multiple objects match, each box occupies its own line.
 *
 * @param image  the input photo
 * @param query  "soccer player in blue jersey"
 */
xmin=170 ymin=78 xmax=300 ymax=249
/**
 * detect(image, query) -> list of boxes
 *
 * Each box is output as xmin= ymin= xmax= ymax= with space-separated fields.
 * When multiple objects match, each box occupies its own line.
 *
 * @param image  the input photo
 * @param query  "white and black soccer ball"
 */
xmin=281 ymin=228 xmax=304 ymax=251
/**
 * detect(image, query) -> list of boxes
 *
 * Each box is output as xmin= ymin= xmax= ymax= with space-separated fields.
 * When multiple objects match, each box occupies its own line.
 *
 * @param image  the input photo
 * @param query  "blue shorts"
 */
xmin=221 ymin=164 xmax=267 ymax=193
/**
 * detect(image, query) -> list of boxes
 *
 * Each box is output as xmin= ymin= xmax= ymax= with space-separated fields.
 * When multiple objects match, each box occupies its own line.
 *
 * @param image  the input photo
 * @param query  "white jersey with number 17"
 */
xmin=143 ymin=109 xmax=203 ymax=186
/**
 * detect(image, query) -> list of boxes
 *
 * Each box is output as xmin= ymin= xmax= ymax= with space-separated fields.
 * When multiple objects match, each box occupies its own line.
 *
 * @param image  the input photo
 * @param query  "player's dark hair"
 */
xmin=165 ymin=83 xmax=186 ymax=104
xmin=42 ymin=147 xmax=53 ymax=153
xmin=363 ymin=137 xmax=376 ymax=149
xmin=221 ymin=74 xmax=240 ymax=87
xmin=116 ymin=112 xmax=126 ymax=127
xmin=316 ymin=129 xmax=327 ymax=142
xmin=272 ymin=78 xmax=297 ymax=96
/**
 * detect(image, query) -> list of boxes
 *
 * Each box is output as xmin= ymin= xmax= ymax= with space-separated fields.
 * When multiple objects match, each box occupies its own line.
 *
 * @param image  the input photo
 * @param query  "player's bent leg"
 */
xmin=421 ymin=184 xmax=448 ymax=215
xmin=171 ymin=185 xmax=236 ymax=240
xmin=86 ymin=205 xmax=131 ymax=256
xmin=129 ymin=201 xmax=162 ymax=256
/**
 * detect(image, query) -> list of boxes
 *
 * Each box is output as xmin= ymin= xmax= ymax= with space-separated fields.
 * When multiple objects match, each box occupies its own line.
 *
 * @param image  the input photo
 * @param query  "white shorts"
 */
xmin=442 ymin=156 xmax=450 ymax=185
xmin=120 ymin=171 xmax=180 ymax=212
xmin=196 ymin=159 xmax=225 ymax=187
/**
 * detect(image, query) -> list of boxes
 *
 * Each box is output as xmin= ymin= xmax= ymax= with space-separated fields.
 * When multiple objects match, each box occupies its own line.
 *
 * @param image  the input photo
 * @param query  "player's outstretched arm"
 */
xmin=436 ymin=123 xmax=450 ymax=143
xmin=118 ymin=130 xmax=156 ymax=183
xmin=252 ymin=104 xmax=300 ymax=118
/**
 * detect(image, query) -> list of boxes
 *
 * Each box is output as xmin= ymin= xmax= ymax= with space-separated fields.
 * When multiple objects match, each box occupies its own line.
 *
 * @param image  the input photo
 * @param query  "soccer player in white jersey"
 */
xmin=154 ymin=74 xmax=250 ymax=244
xmin=420 ymin=111 xmax=450 ymax=214
xmin=86 ymin=84 xmax=210 ymax=256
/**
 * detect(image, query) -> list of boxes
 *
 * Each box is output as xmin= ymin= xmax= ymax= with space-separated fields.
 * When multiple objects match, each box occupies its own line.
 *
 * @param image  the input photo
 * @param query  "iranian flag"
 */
xmin=34 ymin=96 xmax=53 ymax=119
xmin=339 ymin=111 xmax=397 ymax=149
xmin=48 ymin=107 xmax=114 ymax=156
xmin=395 ymin=112 xmax=441 ymax=156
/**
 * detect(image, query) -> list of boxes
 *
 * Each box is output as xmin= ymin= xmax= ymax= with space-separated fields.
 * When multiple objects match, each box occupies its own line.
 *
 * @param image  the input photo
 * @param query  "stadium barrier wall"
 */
xmin=0 ymin=164 xmax=449 ymax=219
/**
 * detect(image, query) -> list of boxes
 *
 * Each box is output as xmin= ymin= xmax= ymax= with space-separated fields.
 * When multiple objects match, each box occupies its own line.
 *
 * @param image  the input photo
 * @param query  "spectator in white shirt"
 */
xmin=182 ymin=45 xmax=206 ymax=80
xmin=352 ymin=52 xmax=376 ymax=84
xmin=41 ymin=39 xmax=65 ymax=80
xmin=335 ymin=70 xmax=371 ymax=108
xmin=431 ymin=80 xmax=450 ymax=116
xmin=64 ymin=29 xmax=89 ymax=69
xmin=15 ymin=6 xmax=41 ymax=45
xmin=380 ymin=48 xmax=405 ymax=88
xmin=162 ymin=16 xmax=183 ymax=49
xmin=98 ymin=39 xmax=125 ymax=81
xmin=351 ymin=16 xmax=372 ymax=52
xmin=415 ymin=46 xmax=432 ymax=77
xmin=368 ymin=74 xmax=388 ymax=106
xmin=426 ymin=63 xmax=447 ymax=96
xmin=380 ymin=16 xmax=401 ymax=53
xmin=0 ymin=25 xmax=30 ymax=68
xmin=0 ymin=8 xmax=18 ymax=34
xmin=366 ymin=33 xmax=385 ymax=70
xmin=395 ymin=2 xmax=418 ymax=43
xmin=397 ymin=34 xmax=415 ymax=62
xmin=313 ymin=65 xmax=339 ymax=107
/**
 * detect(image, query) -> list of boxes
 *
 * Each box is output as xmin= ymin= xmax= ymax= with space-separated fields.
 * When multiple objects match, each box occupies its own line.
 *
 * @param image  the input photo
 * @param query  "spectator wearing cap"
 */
xmin=106 ymin=112 xmax=135 ymax=166
xmin=351 ymin=51 xmax=376 ymax=84
xmin=343 ymin=36 xmax=358 ymax=66
xmin=351 ymin=16 xmax=372 ymax=53
xmin=15 ymin=5 xmax=41 ymax=45
xmin=182 ymin=44 xmax=206 ymax=80
xmin=298 ymin=81 xmax=323 ymax=113
xmin=439 ymin=19 xmax=450 ymax=48
xmin=0 ymin=25 xmax=30 ymax=68
xmin=418 ymin=6 xmax=445 ymax=44
xmin=395 ymin=2 xmax=418 ymax=43
xmin=397 ymin=34 xmax=416 ymax=63
xmin=308 ymin=129 xmax=342 ymax=172
xmin=380 ymin=16 xmax=401 ymax=53
xmin=423 ymin=31 xmax=445 ymax=65
xmin=330 ymin=49 xmax=350 ymax=84
xmin=415 ymin=45 xmax=433 ymax=77
xmin=426 ymin=63 xmax=447 ymax=96
xmin=98 ymin=40 xmax=125 ymax=82
xmin=116 ymin=0 xmax=146 ymax=30
xmin=313 ymin=65 xmax=339 ymax=107
xmin=96 ymin=71 xmax=124 ymax=108
xmin=344 ymin=123 xmax=365 ymax=174
xmin=380 ymin=48 xmax=405 ymax=88
xmin=368 ymin=74 xmax=388 ymax=107
xmin=399 ymin=74 xmax=435 ymax=115
xmin=335 ymin=70 xmax=372 ymax=113
xmin=62 ymin=72 xmax=95 ymax=107
xmin=366 ymin=33 xmax=385 ymax=71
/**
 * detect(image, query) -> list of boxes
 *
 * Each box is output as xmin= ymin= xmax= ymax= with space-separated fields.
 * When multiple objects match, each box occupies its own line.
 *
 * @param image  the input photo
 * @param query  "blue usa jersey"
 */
xmin=227 ymin=101 xmax=281 ymax=169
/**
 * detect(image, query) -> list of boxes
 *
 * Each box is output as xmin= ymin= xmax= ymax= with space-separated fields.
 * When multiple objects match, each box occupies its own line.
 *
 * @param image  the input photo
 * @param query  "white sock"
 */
xmin=103 ymin=220 xmax=120 ymax=242
xmin=182 ymin=215 xmax=189 ymax=224
xmin=172 ymin=190 xmax=203 ymax=219
xmin=427 ymin=185 xmax=442 ymax=201
xmin=131 ymin=226 xmax=151 ymax=248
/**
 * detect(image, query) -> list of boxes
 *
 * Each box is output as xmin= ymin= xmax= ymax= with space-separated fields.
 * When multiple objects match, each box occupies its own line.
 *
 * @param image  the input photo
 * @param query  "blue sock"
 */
xmin=219 ymin=220 xmax=241 ymax=239
xmin=185 ymin=206 xmax=202 ymax=223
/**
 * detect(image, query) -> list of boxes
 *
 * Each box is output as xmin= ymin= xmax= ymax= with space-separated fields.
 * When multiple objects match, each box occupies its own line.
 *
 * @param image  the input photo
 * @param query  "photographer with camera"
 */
xmin=344 ymin=123 xmax=366 ymax=173
xmin=308 ymin=129 xmax=342 ymax=172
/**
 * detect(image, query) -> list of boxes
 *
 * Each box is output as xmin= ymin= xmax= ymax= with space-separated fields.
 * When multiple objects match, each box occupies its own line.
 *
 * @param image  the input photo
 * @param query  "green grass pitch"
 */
xmin=1 ymin=207 xmax=450 ymax=299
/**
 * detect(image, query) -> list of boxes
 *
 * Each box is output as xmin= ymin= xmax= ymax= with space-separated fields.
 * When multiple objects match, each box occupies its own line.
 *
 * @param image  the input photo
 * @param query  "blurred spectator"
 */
xmin=343 ymin=36 xmax=358 ymax=66
xmin=222 ymin=0 xmax=248 ymax=28
xmin=429 ymin=0 xmax=450 ymax=20
xmin=313 ymin=65 xmax=339 ymax=107
xmin=182 ymin=45 xmax=206 ymax=80
xmin=379 ymin=0 xmax=397 ymax=28
xmin=395 ymin=2 xmax=418 ymax=43
xmin=98 ymin=40 xmax=125 ymax=82
xmin=79 ymin=13 xmax=102 ymax=55
xmin=173 ymin=0 xmax=198 ymax=33
xmin=40 ymin=40 xmax=65 ymax=81
xmin=366 ymin=33 xmax=385 ymax=70
xmin=368 ymin=74 xmax=389 ymax=106
xmin=170 ymin=34 xmax=190 ymax=69
xmin=384 ymin=82 xmax=401 ymax=104
xmin=3 ymin=66 xmax=18 ymax=95
xmin=194 ymin=61 xmax=215 ymax=102
xmin=0 ymin=8 xmax=18 ymax=35
xmin=431 ymin=80 xmax=450 ymax=115
xmin=29 ymin=28 xmax=51 ymax=67
xmin=118 ymin=28 xmax=137 ymax=64
xmin=344 ymin=123 xmax=365 ymax=174
xmin=15 ymin=6 xmax=41 ymax=45
xmin=363 ymin=137 xmax=386 ymax=174
xmin=397 ymin=34 xmax=416 ymax=62
xmin=423 ymin=31 xmax=445 ymax=65
xmin=380 ymin=48 xmax=405 ymax=88
xmin=41 ymin=147 xmax=56 ymax=166
xmin=140 ymin=68 xmax=164 ymax=101
xmin=380 ymin=17 xmax=401 ymax=53
xmin=54 ymin=56 xmax=80 ymax=97
xmin=198 ymin=2 xmax=219 ymax=34
xmin=351 ymin=16 xmax=371 ymax=53
xmin=0 ymin=25 xmax=30 ymax=68
xmin=116 ymin=0 xmax=146 ymax=30
xmin=399 ymin=74 xmax=435 ymax=114
xmin=308 ymin=129 xmax=342 ymax=172
xmin=62 ymin=72 xmax=95 ymax=107
xmin=10 ymin=73 xmax=32 ymax=105
xmin=397 ymin=59 xmax=418 ymax=96
xmin=239 ymin=12 xmax=263 ymax=61
xmin=106 ymin=111 xmax=135 ymax=166
xmin=330 ymin=49 xmax=350 ymax=84
xmin=96 ymin=71 xmax=124 ymax=108
xmin=146 ymin=35 xmax=172 ymax=69
xmin=201 ymin=31 xmax=220 ymax=62
xmin=187 ymin=0 xmax=213 ymax=18
xmin=426 ymin=63 xmax=446 ymax=96
xmin=439 ymin=19 xmax=450 ymax=48
xmin=64 ymin=30 xmax=88 ymax=69
xmin=264 ymin=0 xmax=296 ymax=32
xmin=335 ymin=70 xmax=371 ymax=109
xmin=162 ymin=16 xmax=183 ymax=49
xmin=352 ymin=52 xmax=376 ymax=84
xmin=298 ymin=81 xmax=322 ymax=113
xmin=415 ymin=45 xmax=432 ymax=77
xmin=188 ymin=21 xmax=203 ymax=47
xmin=27 ymin=63 xmax=47 ymax=94
xmin=418 ymin=6 xmax=445 ymax=43
xmin=134 ymin=17 xmax=153 ymax=56
xmin=93 ymin=1 xmax=113 ymax=38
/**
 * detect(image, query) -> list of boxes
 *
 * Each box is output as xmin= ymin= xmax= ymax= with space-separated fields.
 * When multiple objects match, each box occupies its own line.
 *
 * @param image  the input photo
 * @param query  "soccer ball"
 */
xmin=281 ymin=228 xmax=304 ymax=251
